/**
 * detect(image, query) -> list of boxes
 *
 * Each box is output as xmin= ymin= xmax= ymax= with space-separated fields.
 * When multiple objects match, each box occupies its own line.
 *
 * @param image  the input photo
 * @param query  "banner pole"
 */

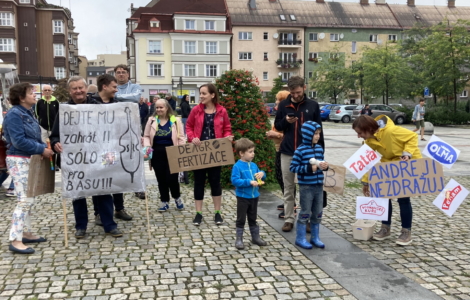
xmin=145 ymin=192 xmax=151 ymax=239
xmin=62 ymin=198 xmax=68 ymax=248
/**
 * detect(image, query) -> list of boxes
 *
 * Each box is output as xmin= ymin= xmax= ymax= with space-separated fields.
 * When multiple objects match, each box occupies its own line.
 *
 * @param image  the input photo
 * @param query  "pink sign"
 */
xmin=149 ymin=90 xmax=159 ymax=95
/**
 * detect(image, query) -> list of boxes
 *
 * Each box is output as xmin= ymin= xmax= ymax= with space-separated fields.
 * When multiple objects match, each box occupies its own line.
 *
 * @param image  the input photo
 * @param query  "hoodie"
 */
xmin=115 ymin=80 xmax=142 ymax=103
xmin=231 ymin=160 xmax=266 ymax=199
xmin=289 ymin=121 xmax=326 ymax=185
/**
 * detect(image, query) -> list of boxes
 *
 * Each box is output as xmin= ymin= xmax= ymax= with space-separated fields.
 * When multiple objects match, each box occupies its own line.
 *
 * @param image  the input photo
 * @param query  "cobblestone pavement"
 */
xmin=0 ymin=184 xmax=356 ymax=300
xmin=273 ymin=176 xmax=470 ymax=300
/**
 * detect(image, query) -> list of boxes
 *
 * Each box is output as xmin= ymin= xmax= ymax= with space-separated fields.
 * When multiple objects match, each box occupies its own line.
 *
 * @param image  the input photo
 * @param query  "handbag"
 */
xmin=0 ymin=127 xmax=7 ymax=169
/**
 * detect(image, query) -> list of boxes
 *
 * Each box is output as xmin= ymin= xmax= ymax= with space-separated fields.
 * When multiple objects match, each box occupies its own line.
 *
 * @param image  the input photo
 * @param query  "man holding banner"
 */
xmin=352 ymin=115 xmax=421 ymax=246
xmin=50 ymin=76 xmax=123 ymax=239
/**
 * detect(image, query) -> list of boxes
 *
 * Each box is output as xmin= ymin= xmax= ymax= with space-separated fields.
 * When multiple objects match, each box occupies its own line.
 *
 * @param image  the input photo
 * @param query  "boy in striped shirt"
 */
xmin=290 ymin=121 xmax=329 ymax=249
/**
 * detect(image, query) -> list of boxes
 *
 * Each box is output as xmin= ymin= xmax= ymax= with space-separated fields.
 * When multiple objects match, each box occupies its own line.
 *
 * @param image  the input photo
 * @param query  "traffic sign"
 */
xmin=424 ymin=87 xmax=429 ymax=96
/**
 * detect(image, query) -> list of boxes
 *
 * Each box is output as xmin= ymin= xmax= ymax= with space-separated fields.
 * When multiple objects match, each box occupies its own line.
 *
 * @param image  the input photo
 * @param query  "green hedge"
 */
xmin=397 ymin=103 xmax=470 ymax=125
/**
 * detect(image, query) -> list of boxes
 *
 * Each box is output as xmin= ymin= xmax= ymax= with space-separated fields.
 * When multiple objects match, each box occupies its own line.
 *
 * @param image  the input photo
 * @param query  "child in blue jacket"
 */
xmin=231 ymin=138 xmax=267 ymax=250
xmin=290 ymin=121 xmax=329 ymax=249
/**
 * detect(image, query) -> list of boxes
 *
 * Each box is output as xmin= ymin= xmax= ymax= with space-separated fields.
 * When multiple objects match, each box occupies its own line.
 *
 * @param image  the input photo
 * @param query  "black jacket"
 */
xmin=35 ymin=96 xmax=60 ymax=131
xmin=180 ymin=100 xmax=191 ymax=118
xmin=361 ymin=108 xmax=372 ymax=116
xmin=274 ymin=94 xmax=324 ymax=155
xmin=149 ymin=103 xmax=155 ymax=117
xmin=91 ymin=92 xmax=117 ymax=104
xmin=167 ymin=97 xmax=176 ymax=111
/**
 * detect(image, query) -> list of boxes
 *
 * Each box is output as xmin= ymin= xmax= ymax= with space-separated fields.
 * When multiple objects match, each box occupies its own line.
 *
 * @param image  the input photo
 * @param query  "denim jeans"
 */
xmin=297 ymin=184 xmax=323 ymax=226
xmin=73 ymin=195 xmax=117 ymax=232
xmin=383 ymin=197 xmax=412 ymax=229
xmin=181 ymin=118 xmax=187 ymax=134
xmin=93 ymin=193 xmax=124 ymax=216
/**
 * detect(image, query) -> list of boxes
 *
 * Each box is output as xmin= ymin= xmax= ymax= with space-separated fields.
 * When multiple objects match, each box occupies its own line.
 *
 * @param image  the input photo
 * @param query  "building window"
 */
xmin=238 ymin=52 xmax=252 ymax=60
xmin=149 ymin=64 xmax=162 ymax=76
xmin=184 ymin=64 xmax=196 ymax=77
xmin=68 ymin=33 xmax=72 ymax=44
xmin=329 ymin=53 xmax=339 ymax=59
xmin=205 ymin=21 xmax=214 ymax=30
xmin=263 ymin=52 xmax=268 ymax=60
xmin=279 ymin=14 xmax=286 ymax=21
xmin=263 ymin=72 xmax=268 ymax=80
xmin=54 ymin=44 xmax=64 ymax=56
xmin=73 ymin=39 xmax=77 ymax=46
xmin=0 ymin=13 xmax=13 ymax=26
xmin=352 ymin=41 xmax=357 ymax=53
xmin=150 ymin=21 xmax=159 ymax=28
xmin=149 ymin=40 xmax=161 ymax=53
xmin=184 ymin=41 xmax=196 ymax=54
xmin=263 ymin=32 xmax=268 ymax=40
xmin=330 ymin=33 xmax=339 ymax=42
xmin=54 ymin=67 xmax=65 ymax=79
xmin=389 ymin=35 xmax=397 ymax=41
xmin=206 ymin=65 xmax=217 ymax=77
xmin=205 ymin=42 xmax=217 ymax=54
xmin=19 ymin=0 xmax=30 ymax=3
xmin=238 ymin=32 xmax=252 ymax=40
xmin=0 ymin=38 xmax=15 ymax=52
xmin=89 ymin=80 xmax=92 ymax=84
xmin=308 ymin=71 xmax=313 ymax=78
xmin=309 ymin=33 xmax=318 ymax=41
xmin=370 ymin=34 xmax=378 ymax=42
xmin=309 ymin=91 xmax=317 ymax=98
xmin=308 ymin=52 xmax=318 ymax=59
xmin=89 ymin=72 xmax=92 ymax=75
xmin=53 ymin=20 xmax=63 ymax=34
xmin=290 ymin=15 xmax=296 ymax=21
xmin=185 ymin=20 xmax=195 ymax=30
xmin=282 ymin=72 xmax=292 ymax=81
xmin=461 ymin=90 xmax=468 ymax=98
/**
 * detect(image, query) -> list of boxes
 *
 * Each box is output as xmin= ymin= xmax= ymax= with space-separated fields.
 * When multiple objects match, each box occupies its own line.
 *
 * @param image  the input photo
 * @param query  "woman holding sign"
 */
xmin=3 ymin=83 xmax=54 ymax=254
xmin=143 ymin=99 xmax=185 ymax=212
xmin=186 ymin=83 xmax=233 ymax=226
xmin=353 ymin=115 xmax=421 ymax=246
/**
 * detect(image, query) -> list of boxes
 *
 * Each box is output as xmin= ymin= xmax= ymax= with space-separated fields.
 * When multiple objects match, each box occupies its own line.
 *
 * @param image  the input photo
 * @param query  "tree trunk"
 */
xmin=433 ymin=93 xmax=437 ymax=105
xmin=453 ymin=78 xmax=458 ymax=113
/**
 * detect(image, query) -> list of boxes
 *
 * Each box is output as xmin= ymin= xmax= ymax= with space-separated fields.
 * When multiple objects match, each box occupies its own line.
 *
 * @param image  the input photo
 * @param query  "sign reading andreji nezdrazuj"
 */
xmin=59 ymin=103 xmax=145 ymax=199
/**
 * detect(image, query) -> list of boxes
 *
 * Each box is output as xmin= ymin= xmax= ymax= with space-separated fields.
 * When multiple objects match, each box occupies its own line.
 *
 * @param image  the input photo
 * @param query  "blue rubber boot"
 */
xmin=295 ymin=223 xmax=313 ymax=249
xmin=310 ymin=223 xmax=325 ymax=248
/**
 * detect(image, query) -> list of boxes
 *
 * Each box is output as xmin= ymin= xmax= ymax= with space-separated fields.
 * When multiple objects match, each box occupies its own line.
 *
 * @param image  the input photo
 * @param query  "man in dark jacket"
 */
xmin=50 ymin=76 xmax=123 ymax=239
xmin=139 ymin=97 xmax=149 ymax=134
xmin=179 ymin=94 xmax=191 ymax=134
xmin=35 ymin=85 xmax=59 ymax=143
xmin=360 ymin=104 xmax=373 ymax=116
xmin=274 ymin=76 xmax=324 ymax=233
xmin=166 ymin=93 xmax=177 ymax=111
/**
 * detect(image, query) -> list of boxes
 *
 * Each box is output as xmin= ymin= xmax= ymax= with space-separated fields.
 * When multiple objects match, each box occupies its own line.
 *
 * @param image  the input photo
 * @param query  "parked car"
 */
xmin=351 ymin=104 xmax=406 ymax=125
xmin=320 ymin=104 xmax=336 ymax=121
xmin=266 ymin=103 xmax=276 ymax=115
xmin=329 ymin=105 xmax=357 ymax=123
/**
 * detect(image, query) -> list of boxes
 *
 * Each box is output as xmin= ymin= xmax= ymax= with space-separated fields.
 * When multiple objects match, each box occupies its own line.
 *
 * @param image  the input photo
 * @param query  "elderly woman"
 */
xmin=353 ymin=114 xmax=421 ymax=246
xmin=3 ymin=83 xmax=54 ymax=254
xmin=144 ymin=99 xmax=185 ymax=212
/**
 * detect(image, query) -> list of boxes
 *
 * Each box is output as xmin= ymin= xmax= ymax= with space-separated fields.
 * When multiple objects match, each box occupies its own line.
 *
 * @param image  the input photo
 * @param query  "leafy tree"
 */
xmin=215 ymin=69 xmax=276 ymax=188
xmin=266 ymin=76 xmax=284 ymax=103
xmin=310 ymin=49 xmax=353 ymax=104
xmin=52 ymin=78 xmax=70 ymax=103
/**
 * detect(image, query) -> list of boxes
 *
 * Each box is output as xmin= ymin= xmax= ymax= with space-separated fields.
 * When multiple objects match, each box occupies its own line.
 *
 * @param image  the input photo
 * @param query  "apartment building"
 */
xmin=0 ymin=0 xmax=80 ymax=83
xmin=87 ymin=51 xmax=127 ymax=68
xmin=127 ymin=0 xmax=231 ymax=103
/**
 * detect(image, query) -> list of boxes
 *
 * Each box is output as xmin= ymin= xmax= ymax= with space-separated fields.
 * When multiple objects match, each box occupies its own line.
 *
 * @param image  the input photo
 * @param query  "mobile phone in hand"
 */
xmin=287 ymin=113 xmax=295 ymax=117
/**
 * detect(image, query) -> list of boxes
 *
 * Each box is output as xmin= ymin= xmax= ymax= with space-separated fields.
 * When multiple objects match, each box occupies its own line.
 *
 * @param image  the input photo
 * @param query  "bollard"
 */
xmin=424 ymin=122 xmax=434 ymax=135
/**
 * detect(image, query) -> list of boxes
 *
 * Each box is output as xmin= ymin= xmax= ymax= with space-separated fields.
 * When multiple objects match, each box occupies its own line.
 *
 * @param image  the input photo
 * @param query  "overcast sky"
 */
xmin=47 ymin=0 xmax=469 ymax=60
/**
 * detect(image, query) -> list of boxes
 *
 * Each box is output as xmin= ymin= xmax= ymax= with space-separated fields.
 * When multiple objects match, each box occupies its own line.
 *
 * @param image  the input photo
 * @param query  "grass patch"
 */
xmin=345 ymin=180 xmax=363 ymax=189
xmin=260 ymin=182 xmax=281 ymax=193
xmin=212 ymin=283 xmax=225 ymax=290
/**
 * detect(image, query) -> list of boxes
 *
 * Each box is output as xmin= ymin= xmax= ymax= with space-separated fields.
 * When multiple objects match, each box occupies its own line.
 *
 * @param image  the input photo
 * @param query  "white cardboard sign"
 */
xmin=356 ymin=197 xmax=389 ymax=221
xmin=422 ymin=135 xmax=460 ymax=169
xmin=343 ymin=144 xmax=382 ymax=179
xmin=432 ymin=179 xmax=469 ymax=217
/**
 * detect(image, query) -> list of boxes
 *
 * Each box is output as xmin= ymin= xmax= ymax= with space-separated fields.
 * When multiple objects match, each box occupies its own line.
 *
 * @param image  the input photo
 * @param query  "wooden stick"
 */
xmin=62 ymin=198 xmax=68 ymax=248
xmin=144 ymin=192 xmax=151 ymax=240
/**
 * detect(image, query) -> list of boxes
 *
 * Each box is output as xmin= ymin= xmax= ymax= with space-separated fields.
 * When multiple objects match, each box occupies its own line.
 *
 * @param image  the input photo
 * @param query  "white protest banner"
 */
xmin=356 ymin=197 xmax=389 ymax=221
xmin=343 ymin=144 xmax=382 ymax=180
xmin=422 ymin=135 xmax=460 ymax=169
xmin=59 ymin=103 xmax=145 ymax=198
xmin=432 ymin=179 xmax=469 ymax=217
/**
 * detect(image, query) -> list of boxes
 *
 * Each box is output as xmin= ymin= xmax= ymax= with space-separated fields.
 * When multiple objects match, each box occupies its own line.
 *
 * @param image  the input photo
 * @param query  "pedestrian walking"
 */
xmin=179 ymin=94 xmax=191 ymax=184
xmin=139 ymin=97 xmax=149 ymax=134
xmin=353 ymin=114 xmax=421 ymax=246
xmin=412 ymin=99 xmax=426 ymax=141
xmin=360 ymin=104 xmax=373 ymax=116
xmin=186 ymin=83 xmax=233 ymax=226
xmin=143 ymin=99 xmax=185 ymax=212
xmin=3 ymin=82 xmax=54 ymax=254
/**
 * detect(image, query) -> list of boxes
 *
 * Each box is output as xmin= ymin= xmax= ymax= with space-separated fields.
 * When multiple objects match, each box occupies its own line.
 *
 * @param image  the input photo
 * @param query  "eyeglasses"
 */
xmin=43 ymin=90 xmax=51 ymax=91
xmin=115 ymin=72 xmax=127 ymax=75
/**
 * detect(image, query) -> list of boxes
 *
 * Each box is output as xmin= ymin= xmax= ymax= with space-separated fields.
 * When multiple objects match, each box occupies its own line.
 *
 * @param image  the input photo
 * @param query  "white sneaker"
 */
xmin=5 ymin=189 xmax=15 ymax=197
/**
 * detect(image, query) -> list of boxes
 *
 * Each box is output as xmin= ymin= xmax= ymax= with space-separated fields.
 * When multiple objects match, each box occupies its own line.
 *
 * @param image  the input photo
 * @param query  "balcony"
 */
xmin=69 ymin=64 xmax=76 ymax=71
xmin=276 ymin=59 xmax=303 ymax=69
xmin=278 ymin=39 xmax=302 ymax=48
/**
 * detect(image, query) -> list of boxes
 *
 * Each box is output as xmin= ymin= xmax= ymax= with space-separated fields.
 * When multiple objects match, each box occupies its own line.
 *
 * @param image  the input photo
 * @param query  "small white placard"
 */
xmin=432 ymin=179 xmax=469 ymax=217
xmin=343 ymin=144 xmax=382 ymax=179
xmin=356 ymin=197 xmax=389 ymax=221
xmin=422 ymin=135 xmax=460 ymax=169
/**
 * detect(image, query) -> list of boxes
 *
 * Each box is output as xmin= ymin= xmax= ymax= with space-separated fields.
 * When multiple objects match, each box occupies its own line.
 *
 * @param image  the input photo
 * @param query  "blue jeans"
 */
xmin=298 ymin=184 xmax=323 ymax=226
xmin=181 ymin=118 xmax=187 ymax=134
xmin=92 ymin=193 xmax=124 ymax=216
xmin=0 ymin=171 xmax=14 ymax=190
xmin=383 ymin=198 xmax=412 ymax=229
xmin=73 ymin=195 xmax=117 ymax=232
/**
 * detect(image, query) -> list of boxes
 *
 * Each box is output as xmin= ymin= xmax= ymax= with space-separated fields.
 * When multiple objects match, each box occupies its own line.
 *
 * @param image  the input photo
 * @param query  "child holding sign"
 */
xmin=290 ymin=121 xmax=328 ymax=249
xmin=231 ymin=138 xmax=267 ymax=250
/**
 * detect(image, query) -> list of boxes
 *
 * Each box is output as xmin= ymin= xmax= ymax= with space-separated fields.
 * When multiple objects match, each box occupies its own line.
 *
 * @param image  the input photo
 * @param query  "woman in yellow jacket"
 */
xmin=352 ymin=114 xmax=421 ymax=246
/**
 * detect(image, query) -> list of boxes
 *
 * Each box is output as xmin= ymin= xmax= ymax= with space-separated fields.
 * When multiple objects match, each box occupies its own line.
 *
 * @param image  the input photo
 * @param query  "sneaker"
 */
xmin=158 ymin=202 xmax=169 ymax=212
xmin=106 ymin=228 xmax=123 ymax=237
xmin=214 ymin=213 xmax=223 ymax=225
xmin=174 ymin=198 xmax=184 ymax=210
xmin=6 ymin=189 xmax=15 ymax=197
xmin=373 ymin=224 xmax=391 ymax=241
xmin=396 ymin=228 xmax=412 ymax=246
xmin=277 ymin=204 xmax=284 ymax=210
xmin=193 ymin=213 xmax=203 ymax=226
xmin=115 ymin=209 xmax=133 ymax=221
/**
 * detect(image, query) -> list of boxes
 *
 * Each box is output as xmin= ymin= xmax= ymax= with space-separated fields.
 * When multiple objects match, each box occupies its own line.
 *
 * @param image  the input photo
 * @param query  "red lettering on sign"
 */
xmin=442 ymin=186 xmax=462 ymax=210
xmin=360 ymin=200 xmax=386 ymax=216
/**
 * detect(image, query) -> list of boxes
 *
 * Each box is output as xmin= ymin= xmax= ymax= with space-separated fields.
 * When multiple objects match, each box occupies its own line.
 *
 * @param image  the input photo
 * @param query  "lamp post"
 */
xmin=179 ymin=76 xmax=183 ymax=99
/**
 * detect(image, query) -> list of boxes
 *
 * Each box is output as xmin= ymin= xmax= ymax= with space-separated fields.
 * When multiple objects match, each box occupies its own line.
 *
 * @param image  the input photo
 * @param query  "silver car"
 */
xmin=351 ymin=104 xmax=406 ymax=125
xmin=329 ymin=105 xmax=357 ymax=123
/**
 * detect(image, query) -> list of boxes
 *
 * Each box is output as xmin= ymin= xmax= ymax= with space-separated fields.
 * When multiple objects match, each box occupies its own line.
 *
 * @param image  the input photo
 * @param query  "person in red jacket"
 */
xmin=186 ymin=83 xmax=233 ymax=226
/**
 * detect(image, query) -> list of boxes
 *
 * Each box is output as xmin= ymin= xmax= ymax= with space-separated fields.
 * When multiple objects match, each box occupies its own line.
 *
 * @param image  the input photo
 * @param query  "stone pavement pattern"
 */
xmin=273 ymin=176 xmax=470 ymax=300
xmin=0 ymin=185 xmax=356 ymax=300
